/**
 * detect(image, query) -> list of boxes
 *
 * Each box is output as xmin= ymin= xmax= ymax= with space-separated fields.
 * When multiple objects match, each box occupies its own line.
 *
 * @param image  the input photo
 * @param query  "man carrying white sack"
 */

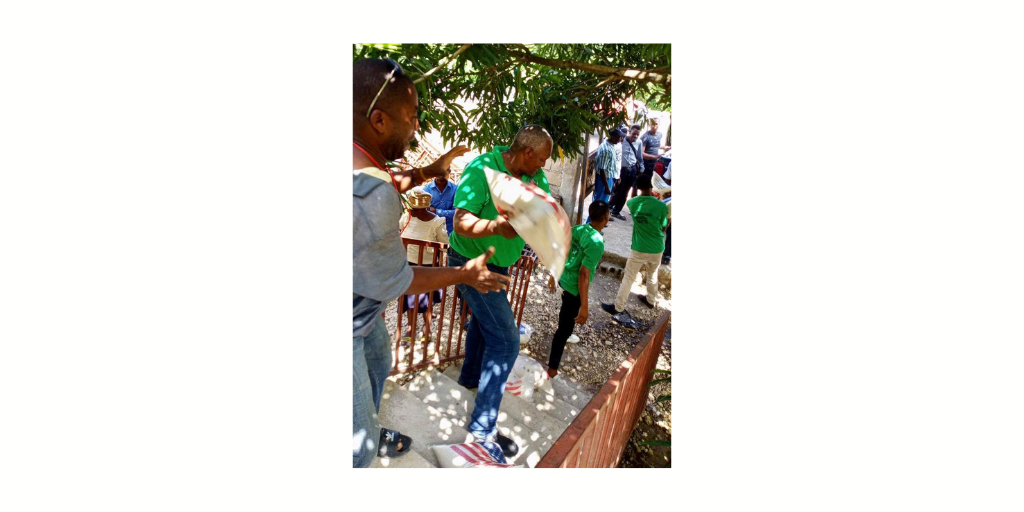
xmin=447 ymin=125 xmax=554 ymax=459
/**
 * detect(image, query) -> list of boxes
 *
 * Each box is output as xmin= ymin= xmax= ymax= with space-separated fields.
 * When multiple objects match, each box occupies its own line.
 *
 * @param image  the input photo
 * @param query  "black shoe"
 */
xmin=495 ymin=433 xmax=519 ymax=458
xmin=601 ymin=302 xmax=619 ymax=316
xmin=378 ymin=428 xmax=413 ymax=458
xmin=612 ymin=311 xmax=643 ymax=329
xmin=608 ymin=216 xmax=615 ymax=222
xmin=638 ymin=295 xmax=656 ymax=309
xmin=611 ymin=212 xmax=627 ymax=221
xmin=661 ymin=256 xmax=670 ymax=265
xmin=612 ymin=310 xmax=634 ymax=325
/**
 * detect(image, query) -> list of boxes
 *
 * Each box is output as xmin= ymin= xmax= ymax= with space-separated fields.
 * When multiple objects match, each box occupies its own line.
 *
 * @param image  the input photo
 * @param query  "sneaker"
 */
xmin=638 ymin=295 xmax=656 ymax=309
xmin=601 ymin=302 xmax=619 ymax=316
xmin=566 ymin=334 xmax=581 ymax=344
xmin=661 ymin=256 xmax=670 ymax=265
xmin=611 ymin=212 xmax=627 ymax=221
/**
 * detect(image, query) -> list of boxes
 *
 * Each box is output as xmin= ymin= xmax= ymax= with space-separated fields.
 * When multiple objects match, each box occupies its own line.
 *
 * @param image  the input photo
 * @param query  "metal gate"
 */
xmin=388 ymin=239 xmax=537 ymax=375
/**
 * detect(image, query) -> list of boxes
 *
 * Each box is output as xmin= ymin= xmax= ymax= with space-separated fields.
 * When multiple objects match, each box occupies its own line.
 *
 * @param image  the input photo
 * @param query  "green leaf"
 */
xmin=639 ymin=440 xmax=671 ymax=447
xmin=656 ymin=394 xmax=671 ymax=403
xmin=647 ymin=378 xmax=671 ymax=387
xmin=353 ymin=43 xmax=668 ymax=161
xmin=651 ymin=369 xmax=671 ymax=374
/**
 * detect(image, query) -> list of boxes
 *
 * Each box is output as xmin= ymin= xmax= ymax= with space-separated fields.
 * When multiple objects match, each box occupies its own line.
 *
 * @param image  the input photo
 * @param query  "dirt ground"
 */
xmin=383 ymin=262 xmax=672 ymax=467
xmin=514 ymin=266 xmax=672 ymax=469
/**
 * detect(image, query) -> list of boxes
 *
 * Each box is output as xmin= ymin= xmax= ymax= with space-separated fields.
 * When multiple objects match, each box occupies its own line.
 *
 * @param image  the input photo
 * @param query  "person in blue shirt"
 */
xmin=424 ymin=175 xmax=457 ymax=234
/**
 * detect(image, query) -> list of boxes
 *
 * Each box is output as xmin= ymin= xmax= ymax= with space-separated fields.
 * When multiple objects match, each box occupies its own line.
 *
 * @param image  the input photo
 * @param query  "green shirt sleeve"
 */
xmin=453 ymin=166 xmax=488 ymax=215
xmin=580 ymin=232 xmax=604 ymax=273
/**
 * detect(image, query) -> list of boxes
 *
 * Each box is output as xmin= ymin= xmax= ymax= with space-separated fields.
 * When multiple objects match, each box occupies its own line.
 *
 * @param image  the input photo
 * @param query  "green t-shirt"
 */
xmin=559 ymin=223 xmax=605 ymax=296
xmin=626 ymin=195 xmax=668 ymax=254
xmin=448 ymin=146 xmax=550 ymax=267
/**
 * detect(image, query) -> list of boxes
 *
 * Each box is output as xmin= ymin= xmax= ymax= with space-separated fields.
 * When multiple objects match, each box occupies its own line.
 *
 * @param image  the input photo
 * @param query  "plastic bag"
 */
xmin=512 ymin=355 xmax=547 ymax=388
xmin=483 ymin=167 xmax=572 ymax=282
xmin=518 ymin=323 xmax=534 ymax=344
xmin=505 ymin=375 xmax=524 ymax=396
xmin=651 ymin=172 xmax=671 ymax=198
xmin=431 ymin=442 xmax=518 ymax=468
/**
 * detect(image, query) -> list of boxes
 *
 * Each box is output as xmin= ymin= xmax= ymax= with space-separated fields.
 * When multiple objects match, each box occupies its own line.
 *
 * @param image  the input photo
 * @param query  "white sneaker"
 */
xmin=567 ymin=334 xmax=581 ymax=344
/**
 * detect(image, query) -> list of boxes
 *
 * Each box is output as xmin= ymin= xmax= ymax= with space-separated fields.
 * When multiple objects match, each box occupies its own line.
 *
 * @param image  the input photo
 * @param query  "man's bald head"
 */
xmin=509 ymin=125 xmax=553 ymax=154
xmin=507 ymin=125 xmax=553 ymax=176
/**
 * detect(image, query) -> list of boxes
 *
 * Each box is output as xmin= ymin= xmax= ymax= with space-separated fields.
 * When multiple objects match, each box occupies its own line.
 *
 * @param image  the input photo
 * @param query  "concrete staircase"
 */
xmin=373 ymin=356 xmax=595 ymax=468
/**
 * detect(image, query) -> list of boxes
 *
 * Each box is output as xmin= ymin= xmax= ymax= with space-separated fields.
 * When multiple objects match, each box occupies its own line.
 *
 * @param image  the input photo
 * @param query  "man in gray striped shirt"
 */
xmin=640 ymin=118 xmax=671 ymax=175
xmin=610 ymin=124 xmax=643 ymax=219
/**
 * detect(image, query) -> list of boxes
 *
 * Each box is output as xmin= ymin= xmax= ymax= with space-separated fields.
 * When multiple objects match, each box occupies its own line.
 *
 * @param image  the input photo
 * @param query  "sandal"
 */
xmin=378 ymin=428 xmax=413 ymax=458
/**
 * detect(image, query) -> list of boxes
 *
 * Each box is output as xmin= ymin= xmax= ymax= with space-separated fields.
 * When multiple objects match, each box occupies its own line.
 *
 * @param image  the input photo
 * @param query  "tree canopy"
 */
xmin=352 ymin=44 xmax=671 ymax=160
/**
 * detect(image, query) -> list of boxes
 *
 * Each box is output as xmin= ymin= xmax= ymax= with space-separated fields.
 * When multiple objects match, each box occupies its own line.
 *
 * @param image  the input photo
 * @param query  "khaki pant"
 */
xmin=614 ymin=250 xmax=663 ymax=312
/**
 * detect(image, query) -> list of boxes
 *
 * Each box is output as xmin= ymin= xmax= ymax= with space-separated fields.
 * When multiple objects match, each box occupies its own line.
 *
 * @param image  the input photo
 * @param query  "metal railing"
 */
xmin=388 ymin=239 xmax=536 ymax=375
xmin=536 ymin=311 xmax=671 ymax=468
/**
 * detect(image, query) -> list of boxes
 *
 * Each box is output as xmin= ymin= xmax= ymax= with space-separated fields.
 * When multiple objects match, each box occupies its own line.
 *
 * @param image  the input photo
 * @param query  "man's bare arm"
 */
xmin=575 ymin=267 xmax=591 ymax=324
xmin=404 ymin=247 xmax=509 ymax=295
xmin=389 ymin=146 xmax=471 ymax=193
xmin=454 ymin=208 xmax=517 ymax=239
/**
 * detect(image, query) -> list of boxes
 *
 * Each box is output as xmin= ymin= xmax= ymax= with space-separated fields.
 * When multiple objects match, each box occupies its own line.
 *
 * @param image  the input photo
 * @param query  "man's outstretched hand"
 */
xmin=423 ymin=145 xmax=471 ymax=179
xmin=462 ymin=247 xmax=510 ymax=293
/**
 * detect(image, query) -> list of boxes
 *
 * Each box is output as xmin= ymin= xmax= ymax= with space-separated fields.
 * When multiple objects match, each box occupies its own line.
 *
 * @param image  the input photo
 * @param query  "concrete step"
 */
xmin=444 ymin=361 xmax=591 ymax=426
xmin=369 ymin=446 xmax=435 ymax=468
xmin=405 ymin=369 xmax=562 ymax=468
xmin=429 ymin=366 xmax=571 ymax=450
xmin=531 ymin=387 xmax=583 ymax=425
xmin=377 ymin=379 xmax=473 ymax=467
xmin=548 ymin=375 xmax=596 ymax=412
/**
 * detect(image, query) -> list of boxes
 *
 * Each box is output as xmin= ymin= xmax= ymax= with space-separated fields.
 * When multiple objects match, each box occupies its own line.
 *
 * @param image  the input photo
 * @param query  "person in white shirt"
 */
xmin=398 ymin=189 xmax=450 ymax=342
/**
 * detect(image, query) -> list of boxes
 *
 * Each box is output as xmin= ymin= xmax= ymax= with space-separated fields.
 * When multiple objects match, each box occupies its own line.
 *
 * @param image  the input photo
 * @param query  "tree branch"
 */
xmin=456 ymin=57 xmax=527 ymax=77
xmin=506 ymin=49 xmax=670 ymax=85
xmin=413 ymin=44 xmax=472 ymax=84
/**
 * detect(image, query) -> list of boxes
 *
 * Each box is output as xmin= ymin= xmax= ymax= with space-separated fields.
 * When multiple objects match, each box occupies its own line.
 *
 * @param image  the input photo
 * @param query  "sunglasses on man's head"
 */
xmin=366 ymin=60 xmax=400 ymax=119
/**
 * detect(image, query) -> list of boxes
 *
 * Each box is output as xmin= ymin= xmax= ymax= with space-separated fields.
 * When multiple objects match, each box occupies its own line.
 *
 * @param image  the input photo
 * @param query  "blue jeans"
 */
xmin=587 ymin=174 xmax=614 ymax=223
xmin=593 ymin=173 xmax=613 ymax=203
xmin=353 ymin=314 xmax=392 ymax=468
xmin=447 ymin=249 xmax=520 ymax=441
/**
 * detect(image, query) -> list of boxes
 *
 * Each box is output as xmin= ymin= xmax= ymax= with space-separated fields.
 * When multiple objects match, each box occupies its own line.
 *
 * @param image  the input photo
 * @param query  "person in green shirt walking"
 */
xmin=602 ymin=174 xmax=669 ymax=324
xmin=446 ymin=124 xmax=554 ymax=458
xmin=544 ymin=201 xmax=610 ymax=378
